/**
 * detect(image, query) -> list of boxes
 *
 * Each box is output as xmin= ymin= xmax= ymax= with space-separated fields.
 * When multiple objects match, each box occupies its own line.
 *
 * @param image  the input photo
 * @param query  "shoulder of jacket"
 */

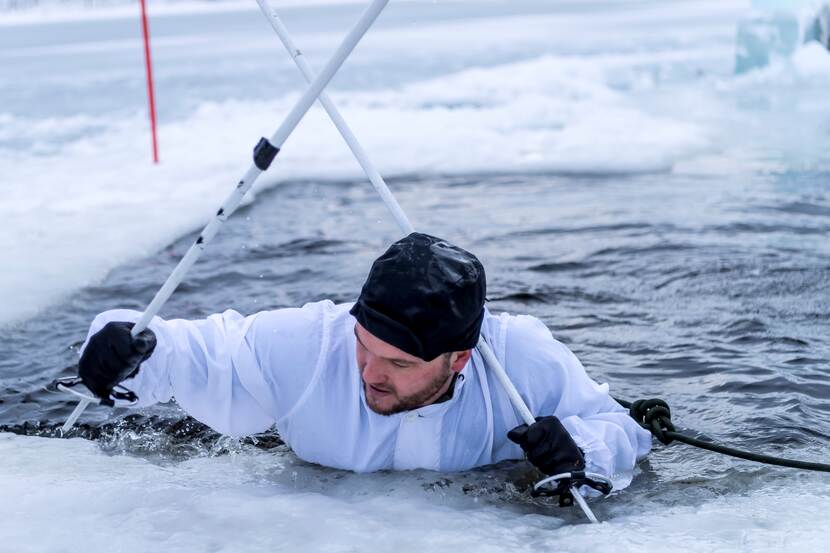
xmin=499 ymin=312 xmax=579 ymax=368
xmin=254 ymin=299 xmax=334 ymax=325
xmin=503 ymin=312 xmax=564 ymax=344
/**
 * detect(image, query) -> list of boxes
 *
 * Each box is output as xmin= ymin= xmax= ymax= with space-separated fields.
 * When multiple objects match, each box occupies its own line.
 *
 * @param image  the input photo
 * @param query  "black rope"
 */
xmin=616 ymin=397 xmax=830 ymax=473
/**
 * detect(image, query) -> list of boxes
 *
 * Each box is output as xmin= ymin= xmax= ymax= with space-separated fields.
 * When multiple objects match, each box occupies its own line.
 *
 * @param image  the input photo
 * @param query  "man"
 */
xmin=79 ymin=233 xmax=651 ymax=490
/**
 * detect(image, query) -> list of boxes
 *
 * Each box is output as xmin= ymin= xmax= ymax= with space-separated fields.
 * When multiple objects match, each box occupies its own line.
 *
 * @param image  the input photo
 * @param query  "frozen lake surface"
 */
xmin=1 ymin=1 xmax=830 ymax=551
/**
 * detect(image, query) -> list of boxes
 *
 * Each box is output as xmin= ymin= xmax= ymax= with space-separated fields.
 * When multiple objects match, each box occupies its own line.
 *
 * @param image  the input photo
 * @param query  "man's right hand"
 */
xmin=79 ymin=321 xmax=157 ymax=404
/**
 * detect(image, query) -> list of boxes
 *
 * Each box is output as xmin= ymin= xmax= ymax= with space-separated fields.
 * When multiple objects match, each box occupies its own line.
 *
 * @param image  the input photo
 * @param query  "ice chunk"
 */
xmin=803 ymin=4 xmax=830 ymax=47
xmin=735 ymin=1 xmax=830 ymax=73
xmin=735 ymin=10 xmax=801 ymax=74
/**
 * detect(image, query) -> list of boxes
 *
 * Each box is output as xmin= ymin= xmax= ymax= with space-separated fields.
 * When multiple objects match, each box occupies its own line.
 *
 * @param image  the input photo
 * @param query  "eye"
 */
xmin=391 ymin=360 xmax=411 ymax=368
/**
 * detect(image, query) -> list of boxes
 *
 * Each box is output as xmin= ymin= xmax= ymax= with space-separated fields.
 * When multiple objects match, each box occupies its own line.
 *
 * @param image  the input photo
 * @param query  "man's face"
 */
xmin=354 ymin=323 xmax=468 ymax=415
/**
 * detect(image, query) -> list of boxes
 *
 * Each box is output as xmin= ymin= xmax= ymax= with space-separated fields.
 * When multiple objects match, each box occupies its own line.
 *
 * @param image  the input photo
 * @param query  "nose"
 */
xmin=360 ymin=352 xmax=388 ymax=385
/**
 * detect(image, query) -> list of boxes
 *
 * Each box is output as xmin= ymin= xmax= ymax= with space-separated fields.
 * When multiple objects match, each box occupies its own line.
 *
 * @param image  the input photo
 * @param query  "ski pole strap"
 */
xmin=616 ymin=396 xmax=830 ymax=472
xmin=55 ymin=376 xmax=138 ymax=407
xmin=531 ymin=471 xmax=613 ymax=516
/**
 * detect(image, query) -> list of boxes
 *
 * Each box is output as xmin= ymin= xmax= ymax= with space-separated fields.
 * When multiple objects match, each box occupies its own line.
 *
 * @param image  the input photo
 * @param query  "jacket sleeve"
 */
xmin=503 ymin=315 xmax=652 ymax=491
xmin=81 ymin=302 xmax=327 ymax=437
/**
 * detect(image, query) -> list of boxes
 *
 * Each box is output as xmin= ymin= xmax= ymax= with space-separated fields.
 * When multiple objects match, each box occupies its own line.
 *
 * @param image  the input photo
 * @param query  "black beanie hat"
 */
xmin=350 ymin=232 xmax=486 ymax=361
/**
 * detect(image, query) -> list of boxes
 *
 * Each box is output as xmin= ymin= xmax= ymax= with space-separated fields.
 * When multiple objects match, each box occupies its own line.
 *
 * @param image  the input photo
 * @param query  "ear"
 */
xmin=449 ymin=349 xmax=473 ymax=373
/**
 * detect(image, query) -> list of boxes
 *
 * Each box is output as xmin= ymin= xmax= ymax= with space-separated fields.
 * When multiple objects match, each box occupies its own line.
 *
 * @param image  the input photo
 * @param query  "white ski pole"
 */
xmin=59 ymin=0 xmax=391 ymax=432
xmin=254 ymin=0 xmax=413 ymax=235
xmin=253 ymin=1 xmax=600 ymax=523
xmin=479 ymin=334 xmax=598 ymax=523
xmin=250 ymin=2 xmax=535 ymax=426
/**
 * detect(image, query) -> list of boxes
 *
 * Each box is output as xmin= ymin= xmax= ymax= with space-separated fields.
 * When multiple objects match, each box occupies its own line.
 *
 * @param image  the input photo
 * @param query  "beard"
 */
xmin=364 ymin=358 xmax=453 ymax=416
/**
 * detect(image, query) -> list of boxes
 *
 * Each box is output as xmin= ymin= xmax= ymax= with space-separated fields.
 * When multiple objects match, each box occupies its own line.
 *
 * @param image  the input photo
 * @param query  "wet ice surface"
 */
xmin=2 ymin=0 xmax=830 ymax=550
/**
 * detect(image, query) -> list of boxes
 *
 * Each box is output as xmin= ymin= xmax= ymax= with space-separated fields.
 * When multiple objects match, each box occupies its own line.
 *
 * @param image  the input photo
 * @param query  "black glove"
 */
xmin=507 ymin=415 xmax=585 ymax=475
xmin=79 ymin=321 xmax=157 ymax=405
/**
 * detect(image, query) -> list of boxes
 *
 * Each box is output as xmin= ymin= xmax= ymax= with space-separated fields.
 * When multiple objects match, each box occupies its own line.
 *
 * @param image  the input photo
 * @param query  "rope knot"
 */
xmin=629 ymin=398 xmax=675 ymax=445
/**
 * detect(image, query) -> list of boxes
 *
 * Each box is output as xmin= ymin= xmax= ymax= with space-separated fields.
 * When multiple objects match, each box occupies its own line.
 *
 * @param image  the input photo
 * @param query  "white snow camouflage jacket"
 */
xmin=84 ymin=301 xmax=651 ymax=489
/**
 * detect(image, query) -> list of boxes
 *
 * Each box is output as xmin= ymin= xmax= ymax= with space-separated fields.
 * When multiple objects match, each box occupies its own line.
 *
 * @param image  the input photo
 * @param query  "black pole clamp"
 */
xmin=253 ymin=137 xmax=280 ymax=171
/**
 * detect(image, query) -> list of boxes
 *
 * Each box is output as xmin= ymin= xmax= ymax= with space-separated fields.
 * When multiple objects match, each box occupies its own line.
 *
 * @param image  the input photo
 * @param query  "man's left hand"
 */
xmin=507 ymin=415 xmax=585 ymax=475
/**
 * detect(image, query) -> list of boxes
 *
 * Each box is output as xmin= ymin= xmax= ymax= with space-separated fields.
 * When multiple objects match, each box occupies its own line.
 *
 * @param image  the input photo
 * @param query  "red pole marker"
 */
xmin=140 ymin=0 xmax=159 ymax=163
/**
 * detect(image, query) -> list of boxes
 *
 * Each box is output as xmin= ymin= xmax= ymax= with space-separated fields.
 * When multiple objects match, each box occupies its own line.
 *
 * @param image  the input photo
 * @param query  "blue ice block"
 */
xmin=735 ymin=1 xmax=830 ymax=74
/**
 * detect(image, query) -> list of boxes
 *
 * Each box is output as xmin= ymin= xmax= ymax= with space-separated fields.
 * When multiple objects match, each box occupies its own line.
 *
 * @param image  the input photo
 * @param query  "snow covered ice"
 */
xmin=2 ymin=433 xmax=829 ymax=552
xmin=2 ymin=0 xmax=830 ymax=551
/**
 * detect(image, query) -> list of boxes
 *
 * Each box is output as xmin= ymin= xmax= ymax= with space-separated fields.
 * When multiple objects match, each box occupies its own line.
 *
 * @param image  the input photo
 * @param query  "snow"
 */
xmin=1 ymin=433 xmax=828 ymax=552
xmin=752 ymin=0 xmax=817 ymax=10
xmin=792 ymin=40 xmax=830 ymax=75
xmin=0 ymin=0 xmax=514 ymax=27
xmin=0 ymin=0 xmax=356 ymax=26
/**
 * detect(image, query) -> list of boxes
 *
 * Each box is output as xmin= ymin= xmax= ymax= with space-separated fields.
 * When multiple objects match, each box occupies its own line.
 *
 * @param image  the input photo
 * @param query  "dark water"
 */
xmin=1 ymin=167 xmax=829 ymax=507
